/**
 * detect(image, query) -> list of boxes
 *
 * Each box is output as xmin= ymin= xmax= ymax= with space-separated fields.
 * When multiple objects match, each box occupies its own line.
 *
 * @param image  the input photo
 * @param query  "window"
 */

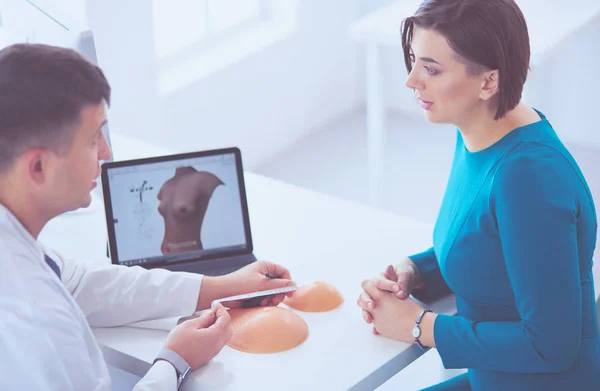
xmin=152 ymin=0 xmax=298 ymax=95
xmin=152 ymin=0 xmax=265 ymax=59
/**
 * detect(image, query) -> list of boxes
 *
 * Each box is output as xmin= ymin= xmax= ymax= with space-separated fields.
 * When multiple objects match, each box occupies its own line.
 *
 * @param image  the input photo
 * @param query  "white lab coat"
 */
xmin=0 ymin=204 xmax=204 ymax=390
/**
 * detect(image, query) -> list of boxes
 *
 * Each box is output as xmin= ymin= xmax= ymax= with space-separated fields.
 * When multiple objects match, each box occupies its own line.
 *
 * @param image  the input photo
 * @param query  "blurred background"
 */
xmin=1 ymin=1 xmax=599 ymax=389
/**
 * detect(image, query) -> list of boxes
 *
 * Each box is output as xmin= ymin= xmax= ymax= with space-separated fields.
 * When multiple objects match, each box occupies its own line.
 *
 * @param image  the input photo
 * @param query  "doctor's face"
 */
xmin=405 ymin=28 xmax=490 ymax=126
xmin=47 ymin=103 xmax=112 ymax=213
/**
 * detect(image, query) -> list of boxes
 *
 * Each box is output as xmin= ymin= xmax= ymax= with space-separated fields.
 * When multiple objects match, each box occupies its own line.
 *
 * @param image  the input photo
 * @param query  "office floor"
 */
xmin=255 ymin=109 xmax=600 ymax=391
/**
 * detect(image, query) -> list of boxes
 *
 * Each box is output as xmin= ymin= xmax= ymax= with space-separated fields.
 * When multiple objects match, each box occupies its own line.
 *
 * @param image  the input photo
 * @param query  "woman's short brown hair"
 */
xmin=401 ymin=0 xmax=530 ymax=120
xmin=0 ymin=44 xmax=111 ymax=173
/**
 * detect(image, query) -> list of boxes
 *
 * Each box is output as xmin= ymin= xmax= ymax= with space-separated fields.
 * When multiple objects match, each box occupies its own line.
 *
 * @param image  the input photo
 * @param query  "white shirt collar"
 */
xmin=0 ymin=203 xmax=45 ymax=261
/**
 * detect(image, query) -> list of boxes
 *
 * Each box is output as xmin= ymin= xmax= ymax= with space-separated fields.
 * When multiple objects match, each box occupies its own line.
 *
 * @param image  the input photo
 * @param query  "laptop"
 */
xmin=100 ymin=147 xmax=257 ymax=276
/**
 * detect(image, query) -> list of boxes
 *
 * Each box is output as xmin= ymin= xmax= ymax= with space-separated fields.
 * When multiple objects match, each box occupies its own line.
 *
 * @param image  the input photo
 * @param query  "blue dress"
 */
xmin=410 ymin=111 xmax=600 ymax=390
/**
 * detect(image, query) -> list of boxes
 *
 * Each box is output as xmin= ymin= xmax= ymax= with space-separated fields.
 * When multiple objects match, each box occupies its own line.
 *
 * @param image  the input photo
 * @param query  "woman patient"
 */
xmin=357 ymin=0 xmax=600 ymax=390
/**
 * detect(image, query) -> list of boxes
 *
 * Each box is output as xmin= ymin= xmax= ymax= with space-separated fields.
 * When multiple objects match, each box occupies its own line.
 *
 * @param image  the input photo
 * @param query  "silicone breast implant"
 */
xmin=227 ymin=307 xmax=309 ymax=354
xmin=283 ymin=281 xmax=343 ymax=312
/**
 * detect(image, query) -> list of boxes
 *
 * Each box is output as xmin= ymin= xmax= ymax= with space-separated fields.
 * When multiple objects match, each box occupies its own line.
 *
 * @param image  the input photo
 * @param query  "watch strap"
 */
xmin=153 ymin=348 xmax=191 ymax=389
xmin=415 ymin=309 xmax=432 ymax=350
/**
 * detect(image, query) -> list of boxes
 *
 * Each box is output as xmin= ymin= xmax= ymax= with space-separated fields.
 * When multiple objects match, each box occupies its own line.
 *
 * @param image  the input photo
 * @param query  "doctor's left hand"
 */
xmin=221 ymin=261 xmax=296 ymax=308
xmin=165 ymin=303 xmax=232 ymax=369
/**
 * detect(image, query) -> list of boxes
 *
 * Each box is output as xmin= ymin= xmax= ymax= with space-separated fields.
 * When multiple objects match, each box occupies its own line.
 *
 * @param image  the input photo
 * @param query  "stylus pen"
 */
xmin=239 ymin=272 xmax=289 ymax=306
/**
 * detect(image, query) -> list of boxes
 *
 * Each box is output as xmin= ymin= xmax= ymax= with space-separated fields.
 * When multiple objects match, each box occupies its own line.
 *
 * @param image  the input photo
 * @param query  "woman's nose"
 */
xmin=405 ymin=69 xmax=420 ymax=90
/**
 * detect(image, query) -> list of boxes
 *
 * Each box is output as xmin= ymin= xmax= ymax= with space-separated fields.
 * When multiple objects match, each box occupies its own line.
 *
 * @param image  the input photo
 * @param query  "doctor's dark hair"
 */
xmin=401 ymin=0 xmax=530 ymax=120
xmin=0 ymin=44 xmax=111 ymax=173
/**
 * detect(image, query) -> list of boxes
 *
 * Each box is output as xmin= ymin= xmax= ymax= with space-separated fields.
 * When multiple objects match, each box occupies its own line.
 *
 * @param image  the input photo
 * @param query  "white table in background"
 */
xmin=348 ymin=0 xmax=600 ymax=206
xmin=40 ymin=133 xmax=455 ymax=391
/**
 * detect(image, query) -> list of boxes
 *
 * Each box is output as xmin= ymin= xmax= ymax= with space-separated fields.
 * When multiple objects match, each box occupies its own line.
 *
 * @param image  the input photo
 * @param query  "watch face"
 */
xmin=412 ymin=325 xmax=421 ymax=339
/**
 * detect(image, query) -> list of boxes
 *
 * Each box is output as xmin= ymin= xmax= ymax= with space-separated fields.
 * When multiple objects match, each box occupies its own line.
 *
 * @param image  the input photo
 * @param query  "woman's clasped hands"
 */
xmin=357 ymin=259 xmax=434 ymax=345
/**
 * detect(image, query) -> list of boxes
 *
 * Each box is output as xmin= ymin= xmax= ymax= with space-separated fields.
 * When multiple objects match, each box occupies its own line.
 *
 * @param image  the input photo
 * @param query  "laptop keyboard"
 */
xmin=163 ymin=254 xmax=255 ymax=276
xmin=201 ymin=265 xmax=241 ymax=276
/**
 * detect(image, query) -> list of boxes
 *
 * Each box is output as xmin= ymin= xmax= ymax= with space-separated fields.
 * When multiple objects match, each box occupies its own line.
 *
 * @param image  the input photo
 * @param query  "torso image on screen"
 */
xmin=106 ymin=153 xmax=247 ymax=264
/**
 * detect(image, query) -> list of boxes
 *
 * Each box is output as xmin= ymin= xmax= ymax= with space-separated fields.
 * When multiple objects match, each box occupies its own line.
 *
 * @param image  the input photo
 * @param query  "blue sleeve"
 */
xmin=409 ymin=247 xmax=452 ymax=302
xmin=434 ymin=154 xmax=582 ymax=373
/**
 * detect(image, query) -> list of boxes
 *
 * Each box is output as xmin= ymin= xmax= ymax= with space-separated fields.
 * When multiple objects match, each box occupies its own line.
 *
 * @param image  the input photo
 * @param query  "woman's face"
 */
xmin=405 ymin=27 xmax=493 ymax=126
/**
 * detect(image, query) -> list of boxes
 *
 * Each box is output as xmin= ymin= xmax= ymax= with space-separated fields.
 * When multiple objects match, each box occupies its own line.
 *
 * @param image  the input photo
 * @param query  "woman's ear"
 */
xmin=480 ymin=70 xmax=500 ymax=101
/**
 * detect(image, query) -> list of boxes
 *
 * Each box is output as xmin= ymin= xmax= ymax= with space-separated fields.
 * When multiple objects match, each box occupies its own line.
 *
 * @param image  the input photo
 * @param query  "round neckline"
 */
xmin=462 ymin=109 xmax=548 ymax=157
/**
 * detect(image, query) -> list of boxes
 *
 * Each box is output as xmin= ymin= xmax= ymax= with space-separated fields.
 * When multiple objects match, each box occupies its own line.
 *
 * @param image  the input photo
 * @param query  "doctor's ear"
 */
xmin=479 ymin=70 xmax=500 ymax=101
xmin=23 ymin=149 xmax=52 ymax=185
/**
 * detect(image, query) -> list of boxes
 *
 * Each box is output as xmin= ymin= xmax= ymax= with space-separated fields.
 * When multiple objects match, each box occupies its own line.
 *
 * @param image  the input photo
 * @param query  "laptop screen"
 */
xmin=101 ymin=148 xmax=253 ymax=268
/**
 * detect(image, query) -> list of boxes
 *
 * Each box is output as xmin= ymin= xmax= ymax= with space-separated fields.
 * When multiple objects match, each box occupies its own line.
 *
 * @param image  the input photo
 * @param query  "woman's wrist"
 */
xmin=405 ymin=258 xmax=425 ymax=290
xmin=417 ymin=311 xmax=438 ymax=348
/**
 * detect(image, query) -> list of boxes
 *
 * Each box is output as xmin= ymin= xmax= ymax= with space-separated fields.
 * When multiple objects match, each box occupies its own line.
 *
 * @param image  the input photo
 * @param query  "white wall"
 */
xmin=1 ymin=0 xmax=76 ymax=48
xmin=14 ymin=0 xmax=599 ymax=161
xmin=531 ymin=15 xmax=600 ymax=146
xmin=353 ymin=0 xmax=423 ymax=119
xmin=87 ymin=0 xmax=363 ymax=170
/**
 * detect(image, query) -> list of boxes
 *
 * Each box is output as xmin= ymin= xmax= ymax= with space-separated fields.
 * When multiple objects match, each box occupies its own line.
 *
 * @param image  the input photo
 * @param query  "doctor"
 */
xmin=0 ymin=43 xmax=295 ymax=390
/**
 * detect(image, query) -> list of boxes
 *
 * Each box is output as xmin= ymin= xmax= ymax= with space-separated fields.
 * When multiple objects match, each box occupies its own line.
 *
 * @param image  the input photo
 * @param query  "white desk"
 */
xmin=40 ymin=133 xmax=455 ymax=390
xmin=349 ymin=0 xmax=600 ymax=206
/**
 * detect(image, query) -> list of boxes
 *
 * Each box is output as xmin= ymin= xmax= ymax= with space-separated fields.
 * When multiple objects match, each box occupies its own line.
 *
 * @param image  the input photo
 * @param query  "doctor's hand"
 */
xmin=221 ymin=261 xmax=296 ymax=308
xmin=164 ymin=303 xmax=233 ymax=370
xmin=357 ymin=259 xmax=423 ymax=333
xmin=358 ymin=279 xmax=425 ymax=343
xmin=197 ymin=261 xmax=295 ymax=310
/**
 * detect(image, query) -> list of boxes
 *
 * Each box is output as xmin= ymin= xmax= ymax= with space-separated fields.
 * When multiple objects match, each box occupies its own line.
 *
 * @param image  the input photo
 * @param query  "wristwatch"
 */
xmin=153 ymin=348 xmax=191 ymax=390
xmin=412 ymin=309 xmax=432 ymax=350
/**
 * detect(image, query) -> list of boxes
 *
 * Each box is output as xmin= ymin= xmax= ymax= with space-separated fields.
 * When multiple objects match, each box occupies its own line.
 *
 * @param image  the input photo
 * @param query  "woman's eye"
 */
xmin=423 ymin=65 xmax=439 ymax=76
